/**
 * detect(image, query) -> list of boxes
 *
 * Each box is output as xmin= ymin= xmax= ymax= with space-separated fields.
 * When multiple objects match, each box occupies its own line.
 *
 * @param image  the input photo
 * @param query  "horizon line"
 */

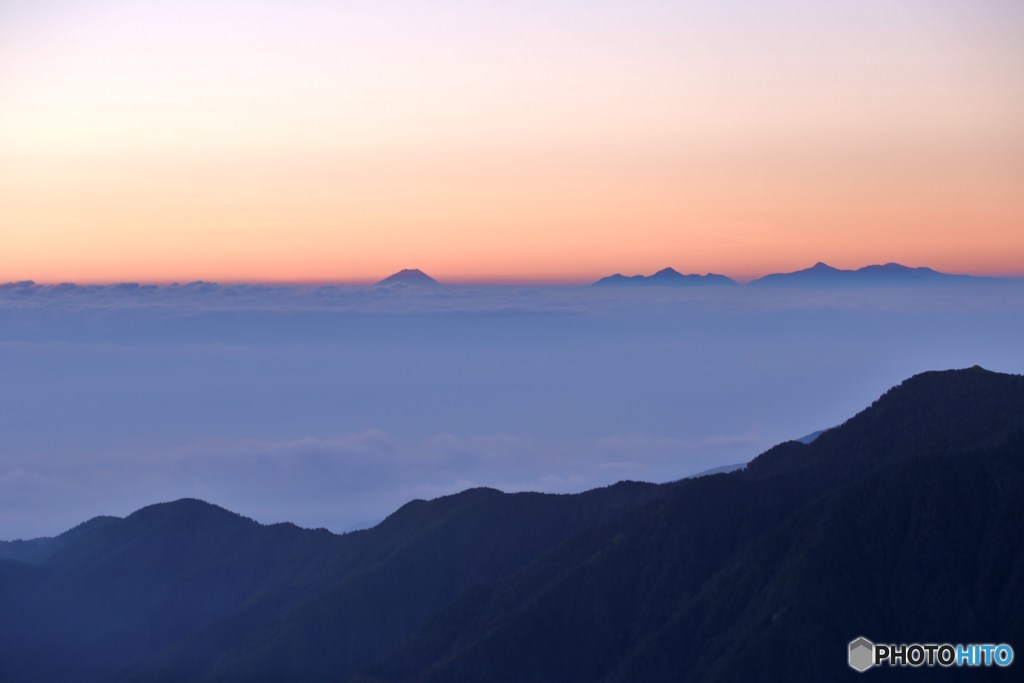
xmin=5 ymin=259 xmax=1024 ymax=288
xmin=5 ymin=269 xmax=1023 ymax=289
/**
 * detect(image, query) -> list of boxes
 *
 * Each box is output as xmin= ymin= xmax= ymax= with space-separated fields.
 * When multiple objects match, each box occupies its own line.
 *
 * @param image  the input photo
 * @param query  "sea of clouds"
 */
xmin=2 ymin=280 xmax=1023 ymax=537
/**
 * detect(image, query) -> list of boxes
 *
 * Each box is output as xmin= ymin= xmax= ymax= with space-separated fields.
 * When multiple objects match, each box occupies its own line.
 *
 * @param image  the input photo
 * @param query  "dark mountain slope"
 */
xmin=0 ymin=499 xmax=359 ymax=682
xmin=0 ymin=560 xmax=46 ymax=683
xmin=1 ymin=367 xmax=1020 ymax=682
xmin=608 ymin=438 xmax=1024 ymax=682
xmin=0 ymin=515 xmax=119 ymax=565
xmin=0 ymin=483 xmax=664 ymax=682
xmin=746 ymin=365 xmax=1024 ymax=483
xmin=125 ymin=482 xmax=663 ymax=682
xmin=366 ymin=367 xmax=1024 ymax=682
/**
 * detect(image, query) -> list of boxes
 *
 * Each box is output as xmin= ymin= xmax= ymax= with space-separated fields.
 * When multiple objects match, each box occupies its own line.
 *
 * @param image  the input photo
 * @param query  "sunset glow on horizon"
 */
xmin=2 ymin=0 xmax=1022 ymax=284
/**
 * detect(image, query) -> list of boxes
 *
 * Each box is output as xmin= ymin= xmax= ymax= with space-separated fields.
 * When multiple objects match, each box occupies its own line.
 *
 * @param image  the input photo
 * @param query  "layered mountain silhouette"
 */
xmin=3 ymin=263 xmax=1013 ymax=295
xmin=593 ymin=262 xmax=1006 ymax=288
xmin=749 ymin=261 xmax=999 ymax=287
xmin=375 ymin=268 xmax=442 ymax=287
xmin=593 ymin=267 xmax=737 ymax=287
xmin=2 ymin=367 xmax=1023 ymax=681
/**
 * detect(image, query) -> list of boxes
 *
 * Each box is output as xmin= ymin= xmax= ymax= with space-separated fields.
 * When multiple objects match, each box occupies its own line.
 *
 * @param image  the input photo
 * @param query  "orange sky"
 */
xmin=2 ymin=1 xmax=1022 ymax=283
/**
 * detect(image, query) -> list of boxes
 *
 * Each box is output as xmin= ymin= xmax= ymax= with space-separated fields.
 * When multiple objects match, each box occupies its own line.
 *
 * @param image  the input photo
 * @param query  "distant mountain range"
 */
xmin=1 ymin=366 xmax=1023 ymax=681
xmin=593 ymin=267 xmax=737 ymax=287
xmin=747 ymin=261 xmax=1002 ymax=287
xmin=594 ymin=262 xmax=1008 ymax=288
xmin=1 ymin=263 xmax=1014 ymax=293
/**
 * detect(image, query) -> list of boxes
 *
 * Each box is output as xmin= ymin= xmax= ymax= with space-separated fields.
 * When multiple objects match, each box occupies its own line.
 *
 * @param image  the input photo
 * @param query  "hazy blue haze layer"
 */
xmin=2 ymin=282 xmax=1022 ymax=537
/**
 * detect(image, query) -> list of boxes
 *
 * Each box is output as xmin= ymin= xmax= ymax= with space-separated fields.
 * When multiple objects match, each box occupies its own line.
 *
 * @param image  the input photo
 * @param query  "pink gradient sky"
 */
xmin=1 ymin=0 xmax=1022 ymax=283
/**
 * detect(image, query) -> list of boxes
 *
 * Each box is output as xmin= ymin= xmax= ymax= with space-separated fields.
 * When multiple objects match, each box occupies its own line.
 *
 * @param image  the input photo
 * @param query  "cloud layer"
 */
xmin=3 ymin=283 xmax=1023 ymax=537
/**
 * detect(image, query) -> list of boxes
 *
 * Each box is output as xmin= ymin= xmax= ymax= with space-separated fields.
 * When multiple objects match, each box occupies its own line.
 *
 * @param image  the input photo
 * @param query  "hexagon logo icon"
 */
xmin=849 ymin=637 xmax=875 ymax=672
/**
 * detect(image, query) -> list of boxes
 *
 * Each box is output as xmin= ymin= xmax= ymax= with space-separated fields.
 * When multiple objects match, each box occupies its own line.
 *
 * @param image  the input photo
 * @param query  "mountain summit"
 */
xmin=375 ymin=269 xmax=441 ymax=287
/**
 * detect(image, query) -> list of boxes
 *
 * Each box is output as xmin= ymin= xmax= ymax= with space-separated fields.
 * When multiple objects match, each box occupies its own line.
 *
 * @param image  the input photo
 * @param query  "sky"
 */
xmin=2 ymin=0 xmax=1023 ymax=283
xmin=1 ymin=1 xmax=1023 ymax=538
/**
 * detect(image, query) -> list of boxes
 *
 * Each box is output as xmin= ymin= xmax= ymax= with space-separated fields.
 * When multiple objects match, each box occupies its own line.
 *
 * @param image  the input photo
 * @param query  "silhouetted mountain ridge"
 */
xmin=0 ymin=483 xmax=665 ymax=682
xmin=749 ymin=261 xmax=1001 ymax=287
xmin=366 ymin=367 xmax=1024 ymax=682
xmin=747 ymin=365 xmax=1024 ymax=480
xmin=594 ymin=267 xmax=737 ymax=287
xmin=1 ymin=367 xmax=1022 ymax=681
